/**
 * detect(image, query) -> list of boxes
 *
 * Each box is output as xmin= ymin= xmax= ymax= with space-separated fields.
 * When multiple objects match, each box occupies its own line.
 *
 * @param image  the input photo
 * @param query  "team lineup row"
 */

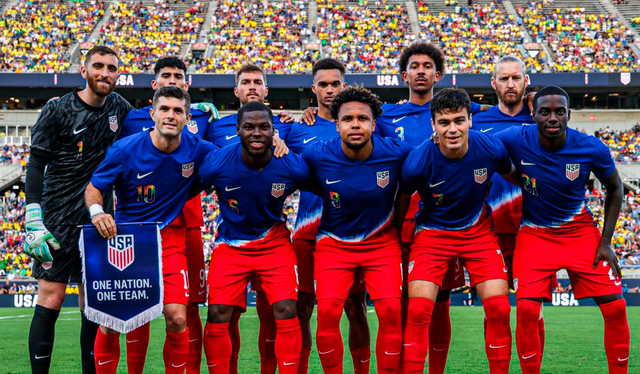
xmin=22 ymin=43 xmax=629 ymax=374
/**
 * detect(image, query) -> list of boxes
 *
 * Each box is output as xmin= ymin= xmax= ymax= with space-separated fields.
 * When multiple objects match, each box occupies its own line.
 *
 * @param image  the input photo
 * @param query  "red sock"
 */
xmin=428 ymin=300 xmax=451 ymax=374
xmin=186 ymin=304 xmax=203 ymax=374
xmin=516 ymin=299 xmax=542 ymax=374
xmin=257 ymin=293 xmax=277 ymax=374
xmin=125 ymin=323 xmax=150 ymax=374
xmin=229 ymin=309 xmax=241 ymax=374
xmin=403 ymin=297 xmax=435 ymax=374
xmin=316 ymin=298 xmax=345 ymax=374
xmin=95 ymin=328 xmax=120 ymax=374
xmin=395 ymin=297 xmax=409 ymax=374
xmin=538 ymin=312 xmax=546 ymax=360
xmin=599 ymin=298 xmax=630 ymax=374
xmin=350 ymin=346 xmax=371 ymax=374
xmin=204 ymin=322 xmax=231 ymax=374
xmin=373 ymin=298 xmax=402 ymax=373
xmin=483 ymin=295 xmax=511 ymax=374
xmin=274 ymin=318 xmax=302 ymax=373
xmin=298 ymin=346 xmax=312 ymax=374
xmin=164 ymin=329 xmax=189 ymax=374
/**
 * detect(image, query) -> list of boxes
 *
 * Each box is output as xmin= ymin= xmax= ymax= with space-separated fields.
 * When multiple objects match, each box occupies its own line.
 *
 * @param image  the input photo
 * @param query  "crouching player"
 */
xmin=401 ymin=88 xmax=513 ymax=374
xmin=198 ymin=101 xmax=310 ymax=374
xmin=302 ymin=85 xmax=412 ymax=373
xmin=85 ymin=86 xmax=216 ymax=373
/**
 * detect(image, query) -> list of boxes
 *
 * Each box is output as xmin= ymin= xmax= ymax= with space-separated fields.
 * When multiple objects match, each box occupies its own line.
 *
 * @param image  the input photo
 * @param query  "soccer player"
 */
xmin=495 ymin=86 xmax=629 ymax=374
xmin=85 ymin=86 xmax=216 ymax=374
xmin=117 ymin=56 xmax=217 ymax=374
xmin=401 ymin=88 xmax=514 ymax=374
xmin=302 ymin=85 xmax=412 ymax=374
xmin=286 ymin=58 xmax=371 ymax=374
xmin=198 ymin=101 xmax=309 ymax=374
xmin=25 ymin=46 xmax=134 ymax=374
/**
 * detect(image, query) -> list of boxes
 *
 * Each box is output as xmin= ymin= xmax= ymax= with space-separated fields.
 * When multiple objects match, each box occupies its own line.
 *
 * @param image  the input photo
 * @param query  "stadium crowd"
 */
xmin=0 ymin=144 xmax=30 ymax=168
xmin=596 ymin=124 xmax=640 ymax=163
xmin=0 ymin=190 xmax=30 ymax=280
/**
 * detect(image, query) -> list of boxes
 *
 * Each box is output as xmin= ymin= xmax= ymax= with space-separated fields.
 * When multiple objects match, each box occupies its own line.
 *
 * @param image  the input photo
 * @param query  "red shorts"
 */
xmin=186 ymin=227 xmax=206 ymax=303
xmin=207 ymin=224 xmax=298 ymax=308
xmin=315 ymin=229 xmax=402 ymax=301
xmin=409 ymin=215 xmax=508 ymax=288
xmin=183 ymin=194 xmax=204 ymax=228
xmin=497 ymin=233 xmax=516 ymax=289
xmin=401 ymin=192 xmax=421 ymax=243
xmin=513 ymin=225 xmax=622 ymax=301
xmin=162 ymin=214 xmax=189 ymax=305
xmin=402 ymin=246 xmax=464 ymax=294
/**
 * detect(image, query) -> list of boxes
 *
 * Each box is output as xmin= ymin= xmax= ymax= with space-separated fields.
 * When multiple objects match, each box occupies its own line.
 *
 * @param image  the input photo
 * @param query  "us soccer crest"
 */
xmin=109 ymin=115 xmax=118 ymax=132
xmin=182 ymin=162 xmax=194 ymax=178
xmin=377 ymin=171 xmax=390 ymax=188
xmin=271 ymin=183 xmax=285 ymax=198
xmin=107 ymin=235 xmax=135 ymax=271
xmin=621 ymin=72 xmax=631 ymax=86
xmin=566 ymin=164 xmax=580 ymax=181
xmin=474 ymin=168 xmax=487 ymax=184
xmin=187 ymin=120 xmax=198 ymax=134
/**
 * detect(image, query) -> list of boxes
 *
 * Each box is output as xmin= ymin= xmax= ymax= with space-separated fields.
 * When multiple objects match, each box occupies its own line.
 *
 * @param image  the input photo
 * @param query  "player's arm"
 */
xmin=273 ymin=137 xmax=289 ymax=158
xmin=394 ymin=192 xmax=411 ymax=237
xmin=85 ymin=182 xmax=117 ymax=239
xmin=593 ymin=168 xmax=623 ymax=278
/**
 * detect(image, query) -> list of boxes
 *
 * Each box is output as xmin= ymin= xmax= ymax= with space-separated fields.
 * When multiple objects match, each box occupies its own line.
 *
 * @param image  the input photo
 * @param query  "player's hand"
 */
xmin=24 ymin=203 xmax=60 ymax=262
xmin=396 ymin=99 xmax=408 ymax=105
xmin=593 ymin=243 xmax=621 ymax=279
xmin=273 ymin=136 xmax=289 ymax=158
xmin=278 ymin=111 xmax=295 ymax=123
xmin=430 ymin=132 xmax=440 ymax=145
xmin=92 ymin=213 xmax=117 ymax=239
xmin=47 ymin=96 xmax=60 ymax=103
xmin=300 ymin=107 xmax=319 ymax=126
xmin=192 ymin=102 xmax=220 ymax=123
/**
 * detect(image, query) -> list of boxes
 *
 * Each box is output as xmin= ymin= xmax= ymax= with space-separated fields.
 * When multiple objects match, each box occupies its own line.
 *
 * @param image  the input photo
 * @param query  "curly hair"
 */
xmin=430 ymin=87 xmax=471 ymax=119
xmin=398 ymin=42 xmax=445 ymax=75
xmin=329 ymin=84 xmax=383 ymax=120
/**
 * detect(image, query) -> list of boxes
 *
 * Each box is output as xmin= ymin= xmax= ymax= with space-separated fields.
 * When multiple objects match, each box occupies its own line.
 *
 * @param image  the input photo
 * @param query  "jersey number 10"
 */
xmin=136 ymin=185 xmax=156 ymax=203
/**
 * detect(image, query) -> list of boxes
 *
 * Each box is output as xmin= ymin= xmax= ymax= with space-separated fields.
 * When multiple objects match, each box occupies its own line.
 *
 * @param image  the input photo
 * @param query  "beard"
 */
xmin=498 ymin=89 xmax=524 ymax=106
xmin=87 ymin=75 xmax=116 ymax=97
xmin=344 ymin=137 xmax=369 ymax=150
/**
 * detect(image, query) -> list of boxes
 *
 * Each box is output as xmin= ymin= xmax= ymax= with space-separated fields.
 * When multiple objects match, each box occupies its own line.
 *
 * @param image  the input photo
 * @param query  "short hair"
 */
xmin=154 ymin=56 xmax=187 ymax=77
xmin=237 ymin=101 xmax=273 ymax=126
xmin=329 ymin=84 xmax=383 ymax=120
xmin=492 ymin=55 xmax=527 ymax=78
xmin=84 ymin=46 xmax=118 ymax=67
xmin=235 ymin=64 xmax=267 ymax=86
xmin=312 ymin=58 xmax=345 ymax=77
xmin=430 ymin=87 xmax=472 ymax=119
xmin=532 ymin=85 xmax=570 ymax=110
xmin=152 ymin=86 xmax=191 ymax=113
xmin=398 ymin=42 xmax=445 ymax=75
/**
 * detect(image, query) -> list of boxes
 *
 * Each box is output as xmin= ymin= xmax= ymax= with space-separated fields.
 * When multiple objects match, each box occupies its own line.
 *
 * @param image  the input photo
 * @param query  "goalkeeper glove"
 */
xmin=24 ymin=203 xmax=60 ymax=263
xmin=191 ymin=102 xmax=220 ymax=123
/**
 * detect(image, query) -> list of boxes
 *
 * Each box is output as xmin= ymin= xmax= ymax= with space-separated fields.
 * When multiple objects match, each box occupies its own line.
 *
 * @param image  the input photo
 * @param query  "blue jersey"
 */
xmin=119 ymin=105 xmax=211 ymax=140
xmin=496 ymin=126 xmax=616 ymax=229
xmin=472 ymin=105 xmax=536 ymax=234
xmin=302 ymin=137 xmax=413 ymax=242
xmin=198 ymin=143 xmax=310 ymax=245
xmin=401 ymin=130 xmax=512 ymax=231
xmin=286 ymin=115 xmax=340 ymax=241
xmin=91 ymin=131 xmax=216 ymax=228
xmin=204 ymin=113 xmax=291 ymax=147
xmin=377 ymin=101 xmax=482 ymax=147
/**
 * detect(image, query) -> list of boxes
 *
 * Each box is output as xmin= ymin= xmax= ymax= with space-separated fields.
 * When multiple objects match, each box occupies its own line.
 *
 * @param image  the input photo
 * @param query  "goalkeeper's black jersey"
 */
xmin=30 ymin=89 xmax=133 ymax=246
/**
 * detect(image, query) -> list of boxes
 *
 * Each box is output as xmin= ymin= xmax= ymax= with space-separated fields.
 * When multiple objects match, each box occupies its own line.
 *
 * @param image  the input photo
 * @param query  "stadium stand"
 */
xmin=597 ymin=124 xmax=640 ymax=164
xmin=0 ymin=189 xmax=30 ymax=280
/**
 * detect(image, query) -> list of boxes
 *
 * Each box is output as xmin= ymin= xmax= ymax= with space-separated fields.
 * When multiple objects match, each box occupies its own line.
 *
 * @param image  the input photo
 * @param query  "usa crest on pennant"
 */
xmin=107 ymin=235 xmax=135 ymax=271
xmin=566 ymin=164 xmax=580 ymax=181
xmin=187 ymin=120 xmax=198 ymax=134
xmin=474 ymin=168 xmax=487 ymax=184
xmin=109 ymin=115 xmax=118 ymax=132
xmin=271 ymin=183 xmax=285 ymax=198
xmin=377 ymin=171 xmax=390 ymax=188
xmin=182 ymin=162 xmax=194 ymax=178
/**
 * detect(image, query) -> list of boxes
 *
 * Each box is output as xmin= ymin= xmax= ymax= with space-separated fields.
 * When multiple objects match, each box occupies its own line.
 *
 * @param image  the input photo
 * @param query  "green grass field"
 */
xmin=0 ymin=306 xmax=637 ymax=373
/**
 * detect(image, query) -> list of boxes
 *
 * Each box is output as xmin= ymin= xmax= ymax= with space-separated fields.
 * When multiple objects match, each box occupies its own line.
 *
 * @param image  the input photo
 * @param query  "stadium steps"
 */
xmin=599 ymin=0 xmax=640 ymax=58
xmin=1 ymin=0 xmax=18 ymax=13
xmin=0 ymin=166 xmax=22 ymax=192
xmin=503 ymin=0 xmax=554 ymax=72
xmin=87 ymin=0 xmax=116 ymax=45
xmin=198 ymin=0 xmax=218 ymax=44
xmin=613 ymin=0 xmax=640 ymax=29
xmin=405 ymin=1 xmax=421 ymax=37
xmin=309 ymin=0 xmax=318 ymax=35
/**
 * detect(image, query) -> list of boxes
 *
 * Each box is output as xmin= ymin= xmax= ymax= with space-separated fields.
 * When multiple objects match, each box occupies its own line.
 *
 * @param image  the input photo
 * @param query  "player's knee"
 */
xmin=484 ymin=296 xmax=511 ymax=322
xmin=517 ymin=299 xmax=542 ymax=324
xmin=407 ymin=297 xmax=431 ymax=324
xmin=165 ymin=311 xmax=188 ymax=331
xmin=37 ymin=287 xmax=66 ymax=309
xmin=297 ymin=292 xmax=315 ymax=322
xmin=207 ymin=304 xmax=234 ymax=323
xmin=272 ymin=299 xmax=297 ymax=320
xmin=317 ymin=299 xmax=344 ymax=328
xmin=344 ymin=293 xmax=367 ymax=322
xmin=374 ymin=297 xmax=401 ymax=324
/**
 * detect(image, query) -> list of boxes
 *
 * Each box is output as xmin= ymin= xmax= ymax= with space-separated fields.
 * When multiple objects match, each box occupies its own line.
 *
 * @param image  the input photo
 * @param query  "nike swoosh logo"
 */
xmin=126 ymin=339 xmax=139 ymax=343
xmin=225 ymin=186 xmax=241 ymax=192
xmin=142 ymin=126 xmax=150 ymax=131
xmin=172 ymin=363 xmax=186 ymax=368
xmin=137 ymin=172 xmax=153 ymax=179
xmin=318 ymin=349 xmax=335 ymax=355
xmin=199 ymin=290 xmax=206 ymax=295
xmin=429 ymin=180 xmax=445 ymax=188
xmin=455 ymin=273 xmax=463 ymax=280
xmin=432 ymin=347 xmax=448 ymax=352
xmin=226 ymin=134 xmax=238 ymax=140
xmin=303 ymin=137 xmax=317 ymax=144
xmin=207 ymin=363 xmax=218 ymax=367
xmin=35 ymin=355 xmax=51 ymax=360
xmin=521 ymin=160 xmax=536 ymax=166
xmin=99 ymin=360 xmax=114 ymax=365
xmin=489 ymin=344 xmax=507 ymax=349
xmin=361 ymin=359 xmax=370 ymax=363
xmin=189 ymin=338 xmax=201 ymax=342
xmin=283 ymin=362 xmax=296 ymax=366
xmin=392 ymin=116 xmax=406 ymax=123
xmin=73 ymin=127 xmax=87 ymax=135
xmin=615 ymin=281 xmax=622 ymax=286
xmin=266 ymin=339 xmax=276 ymax=342
xmin=326 ymin=179 xmax=341 ymax=185
xmin=522 ymin=353 xmax=536 ymax=360
xmin=384 ymin=351 xmax=401 ymax=355
xmin=618 ymin=357 xmax=629 ymax=362
xmin=480 ymin=128 xmax=493 ymax=133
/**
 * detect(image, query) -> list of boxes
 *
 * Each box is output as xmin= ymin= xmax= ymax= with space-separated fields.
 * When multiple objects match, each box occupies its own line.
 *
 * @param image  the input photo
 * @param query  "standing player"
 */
xmin=198 ymin=102 xmax=309 ymax=374
xmin=25 ymin=46 xmax=134 ymax=374
xmin=286 ymin=58 xmax=372 ymax=374
xmin=85 ymin=86 xmax=216 ymax=374
xmin=496 ymin=86 xmax=629 ymax=374
xmin=401 ymin=88 xmax=513 ymax=374
xmin=118 ymin=56 xmax=217 ymax=374
xmin=302 ymin=85 xmax=412 ymax=374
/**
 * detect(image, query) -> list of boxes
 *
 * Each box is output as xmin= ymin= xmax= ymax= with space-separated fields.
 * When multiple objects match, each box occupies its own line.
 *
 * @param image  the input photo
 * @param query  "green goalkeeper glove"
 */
xmin=191 ymin=102 xmax=220 ymax=123
xmin=24 ymin=203 xmax=60 ymax=263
